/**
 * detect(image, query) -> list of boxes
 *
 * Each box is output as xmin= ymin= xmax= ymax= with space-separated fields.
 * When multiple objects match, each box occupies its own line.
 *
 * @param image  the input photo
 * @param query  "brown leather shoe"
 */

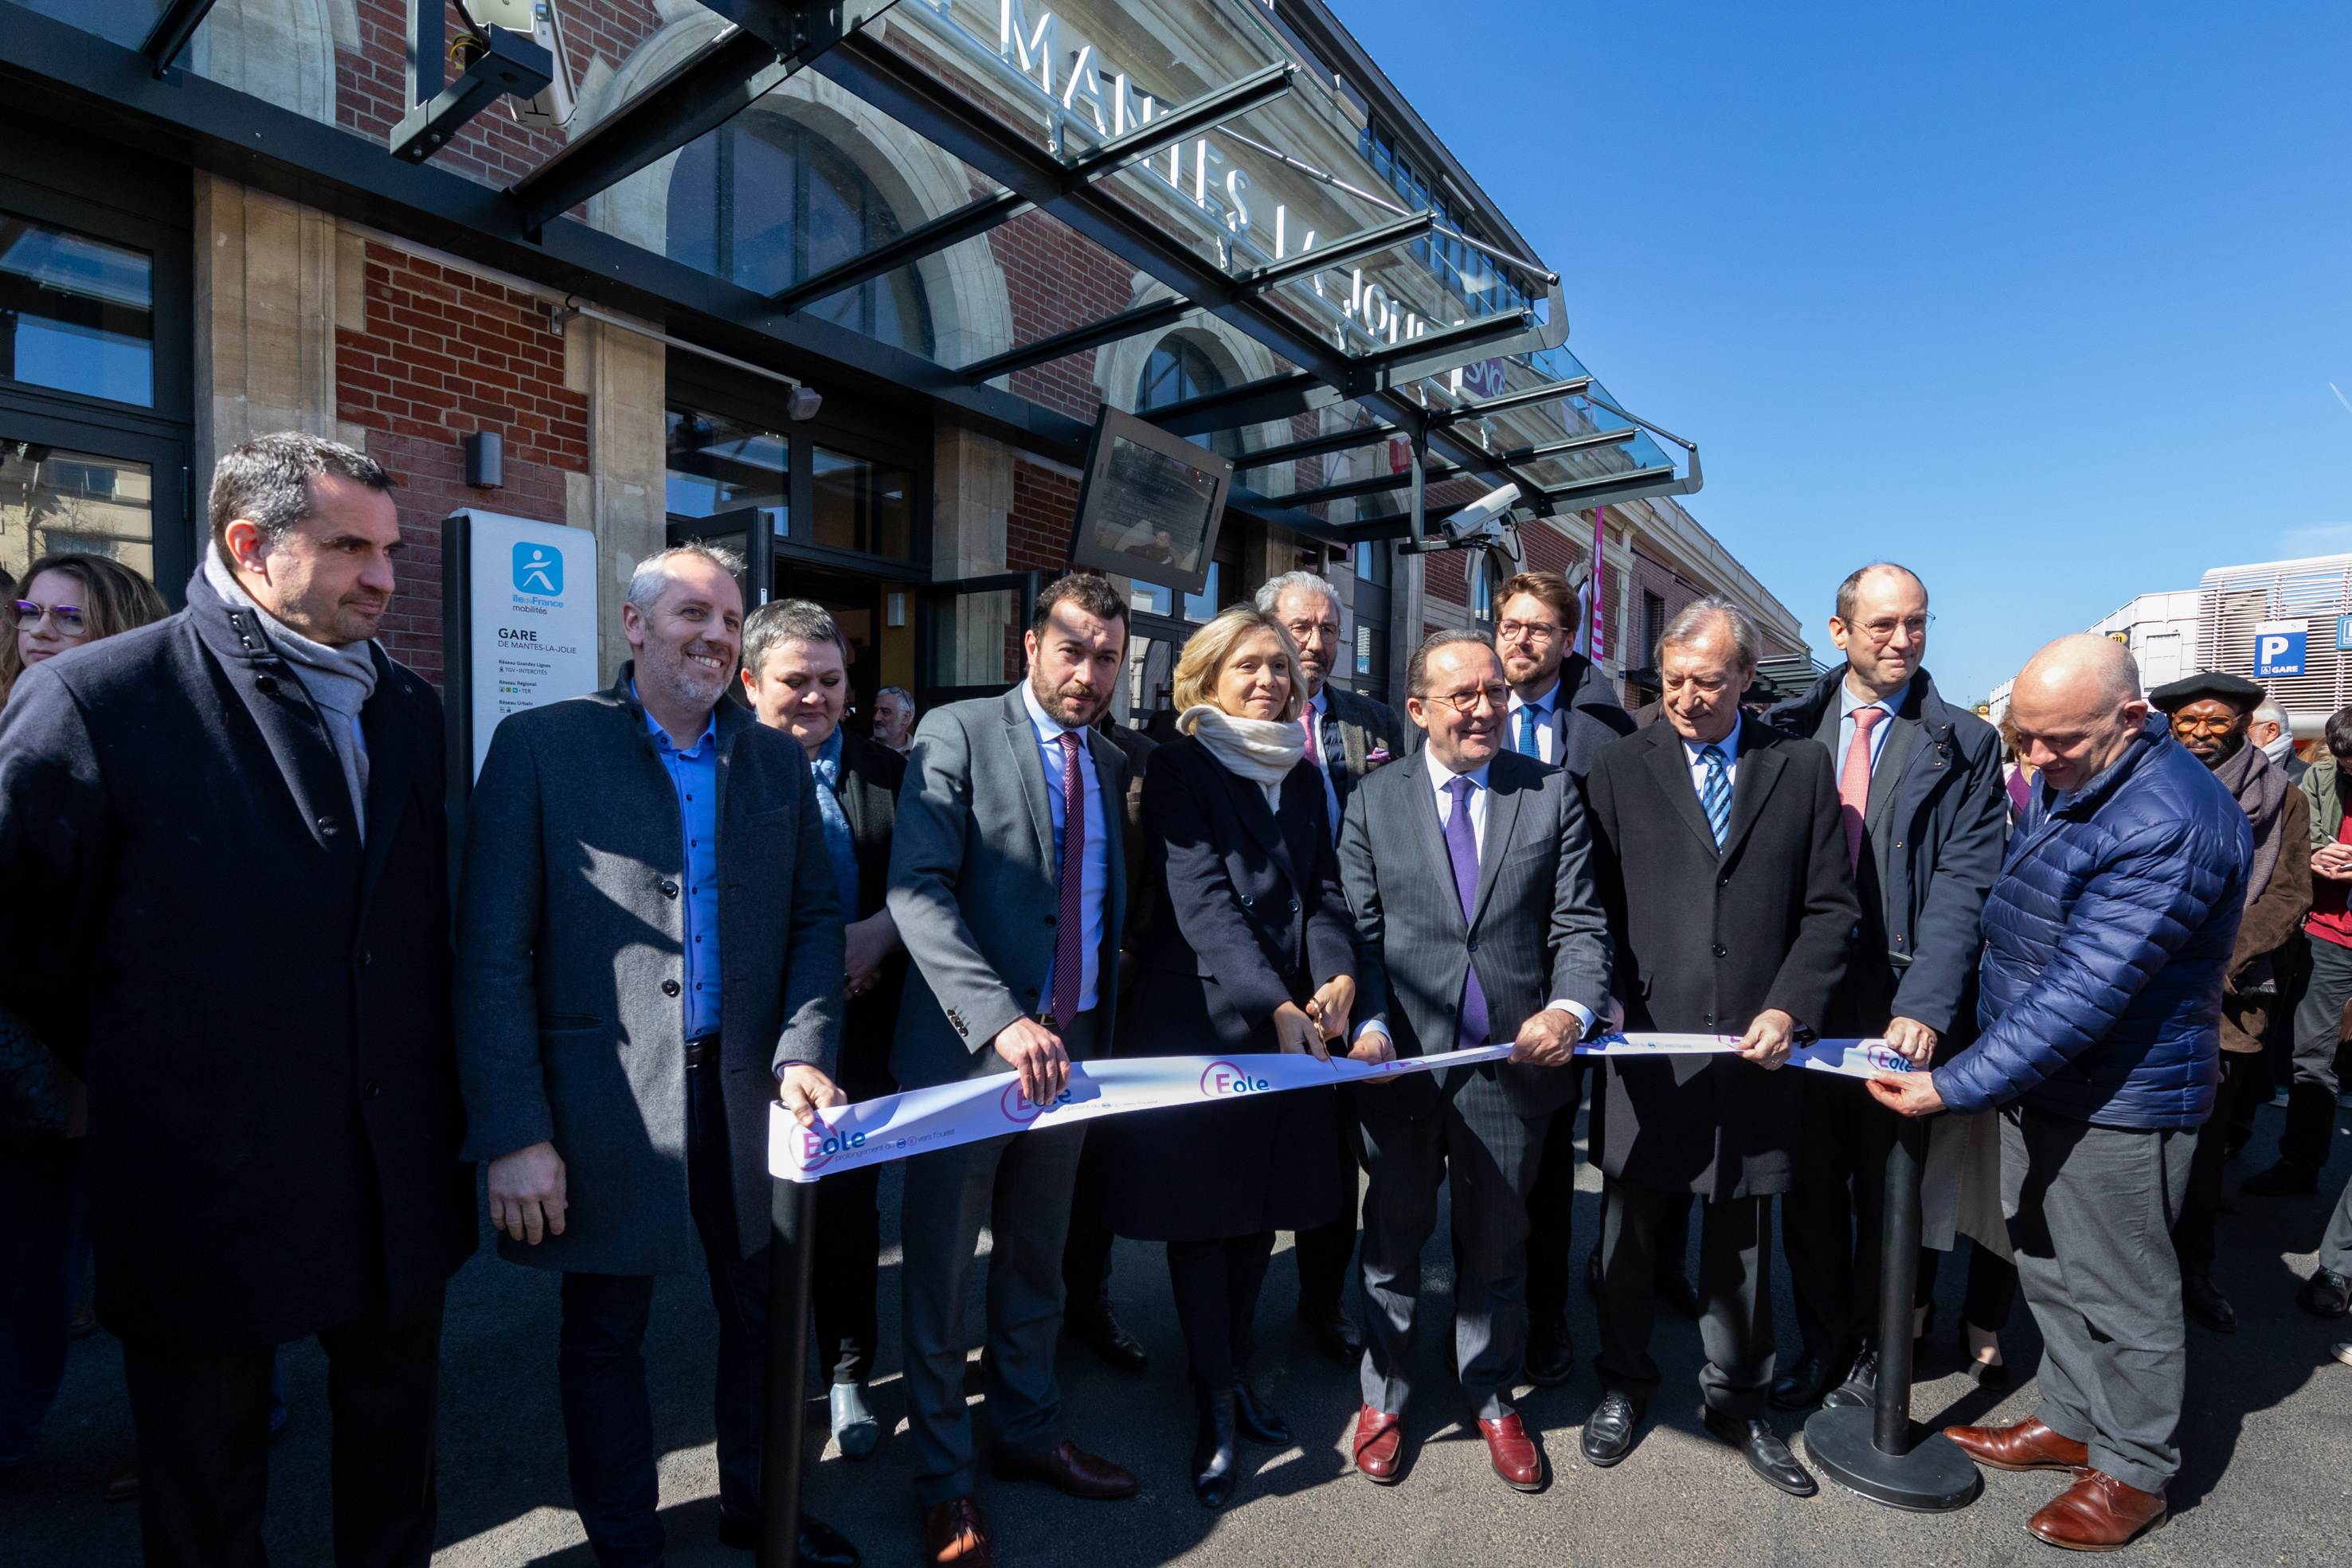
xmin=1352 ymin=1405 xmax=1404 ymax=1484
xmin=1942 ymin=1417 xmax=2090 ymax=1472
xmin=2026 ymin=1468 xmax=2168 ymax=1551
xmin=921 ymin=1496 xmax=992 ymax=1567
xmin=1477 ymin=1413 xmax=1544 ymax=1492
xmin=987 ymin=1439 xmax=1137 ymax=1500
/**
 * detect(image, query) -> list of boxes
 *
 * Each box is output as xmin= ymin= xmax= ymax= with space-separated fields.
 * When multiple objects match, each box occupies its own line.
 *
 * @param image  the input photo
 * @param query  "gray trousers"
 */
xmin=2321 ymin=1168 xmax=2352 ymax=1277
xmin=2280 ymin=934 xmax=2351 ymax=1175
xmin=1595 ymin=1186 xmax=1775 ymax=1421
xmin=1356 ymin=1080 xmax=1550 ymax=1421
xmin=898 ymin=1013 xmax=1096 ymax=1507
xmin=2003 ymin=1105 xmax=2194 ymax=1495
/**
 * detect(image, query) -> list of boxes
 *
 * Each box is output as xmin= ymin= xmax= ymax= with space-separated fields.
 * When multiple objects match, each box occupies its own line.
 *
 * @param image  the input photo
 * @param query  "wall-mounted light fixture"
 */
xmin=464 ymin=431 xmax=504 ymax=488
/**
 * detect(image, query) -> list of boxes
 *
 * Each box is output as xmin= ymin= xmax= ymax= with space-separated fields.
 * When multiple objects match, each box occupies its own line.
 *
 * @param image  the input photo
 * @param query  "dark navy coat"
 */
xmin=1109 ymin=737 xmax=1353 ymax=1242
xmin=1934 ymin=716 xmax=2248 ymax=1129
xmin=0 ymin=570 xmax=475 ymax=1351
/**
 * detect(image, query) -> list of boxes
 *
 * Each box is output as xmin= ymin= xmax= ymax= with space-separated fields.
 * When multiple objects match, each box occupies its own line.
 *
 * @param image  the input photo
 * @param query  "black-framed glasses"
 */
xmin=10 ymin=600 xmax=84 ymax=632
xmin=1425 ymin=682 xmax=1510 ymax=714
xmin=1496 ymin=620 xmax=1561 ymax=643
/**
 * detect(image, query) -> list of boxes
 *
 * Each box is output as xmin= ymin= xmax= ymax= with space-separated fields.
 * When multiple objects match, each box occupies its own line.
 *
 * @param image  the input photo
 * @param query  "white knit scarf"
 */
xmin=1177 ymin=703 xmax=1305 ymax=808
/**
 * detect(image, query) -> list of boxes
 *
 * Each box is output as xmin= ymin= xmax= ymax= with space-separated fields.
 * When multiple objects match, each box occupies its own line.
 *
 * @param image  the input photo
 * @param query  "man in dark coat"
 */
xmin=0 ymin=433 xmax=475 ymax=1567
xmin=454 ymin=545 xmax=849 ymax=1568
xmin=1759 ymin=564 xmax=2008 ymax=1411
xmin=740 ymin=596 xmax=910 ymax=1459
xmin=1492 ymin=569 xmax=1644 ymax=1383
xmin=1878 ymin=635 xmax=2247 ymax=1551
xmin=1340 ymin=631 xmax=1614 ymax=1494
xmin=2149 ymin=670 xmax=2311 ymax=1334
xmin=1581 ymin=597 xmax=1857 ymax=1497
xmin=1259 ymin=569 xmax=1416 ymax=1364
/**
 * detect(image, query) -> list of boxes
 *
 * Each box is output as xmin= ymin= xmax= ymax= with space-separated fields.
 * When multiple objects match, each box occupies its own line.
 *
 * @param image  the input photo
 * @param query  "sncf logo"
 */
xmin=1199 ymin=1062 xmax=1272 ymax=1097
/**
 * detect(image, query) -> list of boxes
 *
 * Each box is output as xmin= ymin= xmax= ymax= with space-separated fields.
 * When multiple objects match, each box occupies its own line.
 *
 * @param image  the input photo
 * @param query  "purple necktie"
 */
xmin=1051 ymin=731 xmax=1086 ymax=1029
xmin=1443 ymin=776 xmax=1489 ymax=1051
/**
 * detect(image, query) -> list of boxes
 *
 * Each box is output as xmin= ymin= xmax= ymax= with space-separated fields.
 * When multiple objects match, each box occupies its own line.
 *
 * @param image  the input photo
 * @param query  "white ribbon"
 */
xmin=770 ymin=1033 xmax=1916 ymax=1183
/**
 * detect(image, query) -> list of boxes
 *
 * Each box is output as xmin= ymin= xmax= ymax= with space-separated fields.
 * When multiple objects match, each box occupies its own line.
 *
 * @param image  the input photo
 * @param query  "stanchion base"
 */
xmin=1802 ymin=1406 xmax=1980 ymax=1512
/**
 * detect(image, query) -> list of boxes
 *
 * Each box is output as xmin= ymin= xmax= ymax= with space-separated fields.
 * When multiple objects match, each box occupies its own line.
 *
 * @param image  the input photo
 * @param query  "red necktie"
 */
xmin=1052 ymin=732 xmax=1086 ymax=1028
xmin=1841 ymin=706 xmax=1884 ymax=870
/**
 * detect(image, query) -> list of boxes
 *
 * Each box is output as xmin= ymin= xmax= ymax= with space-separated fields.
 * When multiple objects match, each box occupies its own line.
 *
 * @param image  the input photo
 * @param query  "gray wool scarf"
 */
xmin=2213 ymin=739 xmax=2287 ymax=909
xmin=205 ymin=546 xmax=378 ymax=837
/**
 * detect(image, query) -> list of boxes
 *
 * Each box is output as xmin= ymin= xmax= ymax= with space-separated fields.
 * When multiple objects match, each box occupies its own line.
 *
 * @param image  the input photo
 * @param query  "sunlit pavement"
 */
xmin=6 ymin=1097 xmax=2348 ymax=1568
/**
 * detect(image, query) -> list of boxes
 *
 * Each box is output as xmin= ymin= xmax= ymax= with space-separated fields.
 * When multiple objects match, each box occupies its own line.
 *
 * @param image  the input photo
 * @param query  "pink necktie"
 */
xmin=1301 ymin=711 xmax=1322 ymax=767
xmin=1841 ymin=706 xmax=1884 ymax=870
xmin=1051 ymin=733 xmax=1086 ymax=1027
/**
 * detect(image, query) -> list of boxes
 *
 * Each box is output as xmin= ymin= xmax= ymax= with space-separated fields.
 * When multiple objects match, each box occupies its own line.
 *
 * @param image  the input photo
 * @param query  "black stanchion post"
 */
xmin=757 ymin=1176 xmax=819 ymax=1568
xmin=1802 ymin=1112 xmax=1981 ymax=1511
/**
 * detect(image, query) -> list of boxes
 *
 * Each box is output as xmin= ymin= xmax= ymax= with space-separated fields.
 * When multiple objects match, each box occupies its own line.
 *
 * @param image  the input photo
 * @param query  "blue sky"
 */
xmin=1333 ymin=1 xmax=2352 ymax=704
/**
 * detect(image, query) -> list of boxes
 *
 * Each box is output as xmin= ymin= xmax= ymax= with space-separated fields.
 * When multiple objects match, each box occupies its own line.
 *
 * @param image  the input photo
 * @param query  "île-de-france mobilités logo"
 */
xmin=512 ymin=541 xmax=562 ymax=598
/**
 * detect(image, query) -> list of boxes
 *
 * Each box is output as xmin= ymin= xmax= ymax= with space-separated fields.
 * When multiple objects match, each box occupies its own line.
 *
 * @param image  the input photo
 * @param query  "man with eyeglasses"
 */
xmin=1581 ymin=597 xmax=1857 ymax=1496
xmin=1338 ymin=630 xmax=1612 ymax=1492
xmin=1759 ymin=563 xmax=2008 ymax=1412
xmin=1254 ymin=569 xmax=1415 ymax=1366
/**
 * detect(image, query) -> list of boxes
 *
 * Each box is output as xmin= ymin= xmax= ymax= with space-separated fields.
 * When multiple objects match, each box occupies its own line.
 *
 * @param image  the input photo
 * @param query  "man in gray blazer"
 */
xmin=454 ymin=542 xmax=852 ymax=1568
xmin=887 ymin=572 xmax=1140 ymax=1568
xmin=1338 ymin=630 xmax=1614 ymax=1495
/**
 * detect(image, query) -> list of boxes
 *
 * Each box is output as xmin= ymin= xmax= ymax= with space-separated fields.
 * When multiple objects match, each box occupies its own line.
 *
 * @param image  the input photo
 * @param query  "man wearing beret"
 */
xmin=2149 ymin=672 xmax=2310 ymax=1332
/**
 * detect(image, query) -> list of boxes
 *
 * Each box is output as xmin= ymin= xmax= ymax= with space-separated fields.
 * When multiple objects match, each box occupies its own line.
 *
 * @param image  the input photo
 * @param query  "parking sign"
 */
xmin=2255 ymin=620 xmax=2307 ymax=679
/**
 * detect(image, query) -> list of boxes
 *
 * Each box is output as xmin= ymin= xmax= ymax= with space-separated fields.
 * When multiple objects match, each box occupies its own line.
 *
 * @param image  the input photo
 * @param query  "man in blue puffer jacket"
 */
xmin=1869 ymin=634 xmax=2247 ymax=1553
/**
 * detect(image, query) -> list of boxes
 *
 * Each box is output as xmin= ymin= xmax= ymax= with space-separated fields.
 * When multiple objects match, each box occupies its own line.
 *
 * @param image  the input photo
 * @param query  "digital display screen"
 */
xmin=1083 ymin=434 xmax=1220 ymax=575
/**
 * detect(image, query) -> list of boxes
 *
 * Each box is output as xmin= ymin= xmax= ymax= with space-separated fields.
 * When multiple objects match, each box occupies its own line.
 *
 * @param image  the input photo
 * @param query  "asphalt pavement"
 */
xmin=6 ymin=1094 xmax=2349 ymax=1568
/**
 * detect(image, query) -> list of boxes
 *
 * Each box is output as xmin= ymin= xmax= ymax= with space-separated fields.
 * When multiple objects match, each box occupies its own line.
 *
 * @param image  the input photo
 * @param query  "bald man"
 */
xmin=1870 ymin=634 xmax=2248 ymax=1552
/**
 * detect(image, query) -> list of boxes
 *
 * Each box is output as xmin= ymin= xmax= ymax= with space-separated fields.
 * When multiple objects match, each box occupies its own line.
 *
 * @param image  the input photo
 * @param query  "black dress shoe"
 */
xmin=1699 ymin=1407 xmax=1817 ymax=1498
xmin=1526 ymin=1313 xmax=1575 ymax=1388
xmin=1231 ymin=1380 xmax=1291 ymax=1447
xmin=1767 ymin=1349 xmax=1848 ymax=1412
xmin=1297 ymin=1302 xmax=1362 ymax=1365
xmin=2301 ymin=1268 xmax=2352 ymax=1319
xmin=717 ymin=1511 xmax=861 ymax=1566
xmin=1192 ymin=1381 xmax=1239 ymax=1508
xmin=2241 ymin=1163 xmax=2319 ymax=1197
xmin=1971 ymin=1358 xmax=2010 ymax=1390
xmin=2184 ymin=1274 xmax=2237 ymax=1334
xmin=1653 ymin=1269 xmax=1701 ymax=1323
xmin=1066 ymin=1305 xmax=1149 ymax=1373
xmin=1580 ymin=1391 xmax=1639 ymax=1467
xmin=1820 ymin=1347 xmax=1877 ymax=1410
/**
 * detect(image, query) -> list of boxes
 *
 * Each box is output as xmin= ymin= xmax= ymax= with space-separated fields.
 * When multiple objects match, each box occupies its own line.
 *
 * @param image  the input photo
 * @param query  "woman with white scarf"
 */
xmin=1106 ymin=605 xmax=1370 ymax=1508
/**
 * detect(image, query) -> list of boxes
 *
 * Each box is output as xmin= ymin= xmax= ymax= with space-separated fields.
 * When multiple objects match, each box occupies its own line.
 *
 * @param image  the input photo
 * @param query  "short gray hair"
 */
xmin=208 ymin=432 xmax=392 ymax=553
xmin=2253 ymin=702 xmax=2290 ymax=732
xmin=1255 ymin=570 xmax=1340 ymax=620
xmin=1407 ymin=628 xmax=1497 ymax=698
xmin=878 ymin=686 xmax=915 ymax=711
xmin=1657 ymin=596 xmax=1759 ymax=672
xmin=742 ymin=597 xmax=849 ymax=677
xmin=626 ymin=541 xmax=745 ymax=618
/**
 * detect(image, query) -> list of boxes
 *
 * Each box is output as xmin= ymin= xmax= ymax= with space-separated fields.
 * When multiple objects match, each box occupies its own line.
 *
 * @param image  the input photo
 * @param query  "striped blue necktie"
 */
xmin=1700 ymin=743 xmax=1731 ymax=849
xmin=1515 ymin=705 xmax=1541 ymax=758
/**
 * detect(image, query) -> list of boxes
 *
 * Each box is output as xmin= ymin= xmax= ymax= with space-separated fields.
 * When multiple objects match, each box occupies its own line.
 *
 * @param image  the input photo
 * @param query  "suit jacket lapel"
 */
xmin=1470 ymin=764 xmax=1523 ymax=928
xmin=1212 ymin=761 xmax=1298 ymax=891
xmin=1642 ymin=727 xmax=1720 ymax=854
xmin=1403 ymin=753 xmax=1467 ymax=930
xmin=1867 ymin=716 xmax=1921 ymax=830
xmin=1000 ymin=689 xmax=1058 ymax=873
xmin=1720 ymin=718 xmax=1788 ymax=862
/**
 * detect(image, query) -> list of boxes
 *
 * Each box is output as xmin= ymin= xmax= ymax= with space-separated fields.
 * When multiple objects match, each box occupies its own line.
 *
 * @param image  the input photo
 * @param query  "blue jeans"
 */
xmin=0 ymin=1135 xmax=87 ymax=1465
xmin=558 ymin=1066 xmax=769 ymax=1567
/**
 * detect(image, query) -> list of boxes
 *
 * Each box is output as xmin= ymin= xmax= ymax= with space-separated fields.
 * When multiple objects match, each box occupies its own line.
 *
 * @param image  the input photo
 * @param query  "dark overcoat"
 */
xmin=454 ymin=667 xmax=843 ymax=1273
xmin=1584 ymin=714 xmax=1859 ymax=1199
xmin=0 ymin=570 xmax=475 ymax=1351
xmin=1109 ymin=737 xmax=1353 ymax=1241
xmin=832 ymin=727 xmax=907 ymax=1102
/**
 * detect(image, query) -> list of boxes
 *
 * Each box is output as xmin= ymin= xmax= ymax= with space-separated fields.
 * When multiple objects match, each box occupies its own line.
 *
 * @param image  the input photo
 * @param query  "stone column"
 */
xmin=563 ymin=315 xmax=667 ymax=685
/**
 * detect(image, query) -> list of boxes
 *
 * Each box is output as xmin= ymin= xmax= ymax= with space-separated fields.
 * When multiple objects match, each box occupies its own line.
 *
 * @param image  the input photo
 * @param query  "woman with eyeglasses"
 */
xmin=0 ymin=553 xmax=169 ymax=705
xmin=1103 ymin=604 xmax=1372 ymax=1507
xmin=0 ymin=551 xmax=168 ymax=1488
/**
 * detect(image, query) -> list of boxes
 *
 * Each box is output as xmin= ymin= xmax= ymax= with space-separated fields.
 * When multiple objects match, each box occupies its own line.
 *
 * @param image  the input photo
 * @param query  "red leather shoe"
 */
xmin=1478 ymin=1413 xmax=1544 ymax=1492
xmin=2026 ymin=1468 xmax=2168 ymax=1551
xmin=1352 ymin=1405 xmax=1404 ymax=1484
xmin=1942 ymin=1417 xmax=2089 ymax=1472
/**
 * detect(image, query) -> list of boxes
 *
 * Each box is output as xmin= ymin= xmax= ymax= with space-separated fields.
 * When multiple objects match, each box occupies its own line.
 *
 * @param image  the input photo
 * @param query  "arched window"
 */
xmin=1136 ymin=336 xmax=1243 ymax=462
xmin=668 ymin=111 xmax=934 ymax=358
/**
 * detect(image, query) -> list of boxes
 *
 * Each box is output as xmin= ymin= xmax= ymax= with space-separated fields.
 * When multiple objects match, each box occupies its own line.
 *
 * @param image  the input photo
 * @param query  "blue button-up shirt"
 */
xmin=1021 ymin=680 xmax=1109 ymax=1014
xmin=642 ymin=693 xmax=722 ymax=1039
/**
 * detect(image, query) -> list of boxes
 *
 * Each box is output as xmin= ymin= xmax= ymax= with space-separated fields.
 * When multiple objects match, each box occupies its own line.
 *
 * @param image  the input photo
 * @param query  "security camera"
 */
xmin=1442 ymin=482 xmax=1520 ymax=545
xmin=786 ymin=386 xmax=823 ymax=422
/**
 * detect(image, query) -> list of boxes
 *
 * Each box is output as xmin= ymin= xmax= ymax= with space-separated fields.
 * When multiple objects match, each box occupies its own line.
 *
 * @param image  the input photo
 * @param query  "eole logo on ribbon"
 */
xmin=1000 ymin=1079 xmax=1074 ymax=1124
xmin=792 ymin=1122 xmax=867 ymax=1175
xmin=1199 ymin=1061 xmax=1271 ymax=1097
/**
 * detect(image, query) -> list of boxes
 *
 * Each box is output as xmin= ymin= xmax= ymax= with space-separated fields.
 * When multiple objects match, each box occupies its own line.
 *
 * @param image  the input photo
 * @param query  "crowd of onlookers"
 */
xmin=2 ymin=432 xmax=2350 ymax=1568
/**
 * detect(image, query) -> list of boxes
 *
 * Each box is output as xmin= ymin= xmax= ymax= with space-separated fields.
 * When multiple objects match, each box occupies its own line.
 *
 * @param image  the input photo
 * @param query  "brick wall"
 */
xmin=995 ymin=209 xmax=1139 ymax=423
xmin=337 ymin=242 xmax=589 ymax=685
xmin=1008 ymin=457 xmax=1080 ymax=575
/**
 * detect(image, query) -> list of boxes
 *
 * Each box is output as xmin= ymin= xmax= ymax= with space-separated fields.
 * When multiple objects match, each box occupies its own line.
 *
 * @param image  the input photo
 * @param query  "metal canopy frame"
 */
xmin=0 ymin=0 xmax=1701 ymax=551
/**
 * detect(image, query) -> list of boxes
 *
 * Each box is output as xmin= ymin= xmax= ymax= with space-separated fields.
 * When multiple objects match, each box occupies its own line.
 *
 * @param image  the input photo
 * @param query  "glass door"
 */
xmin=917 ymin=571 xmax=1040 ymax=713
